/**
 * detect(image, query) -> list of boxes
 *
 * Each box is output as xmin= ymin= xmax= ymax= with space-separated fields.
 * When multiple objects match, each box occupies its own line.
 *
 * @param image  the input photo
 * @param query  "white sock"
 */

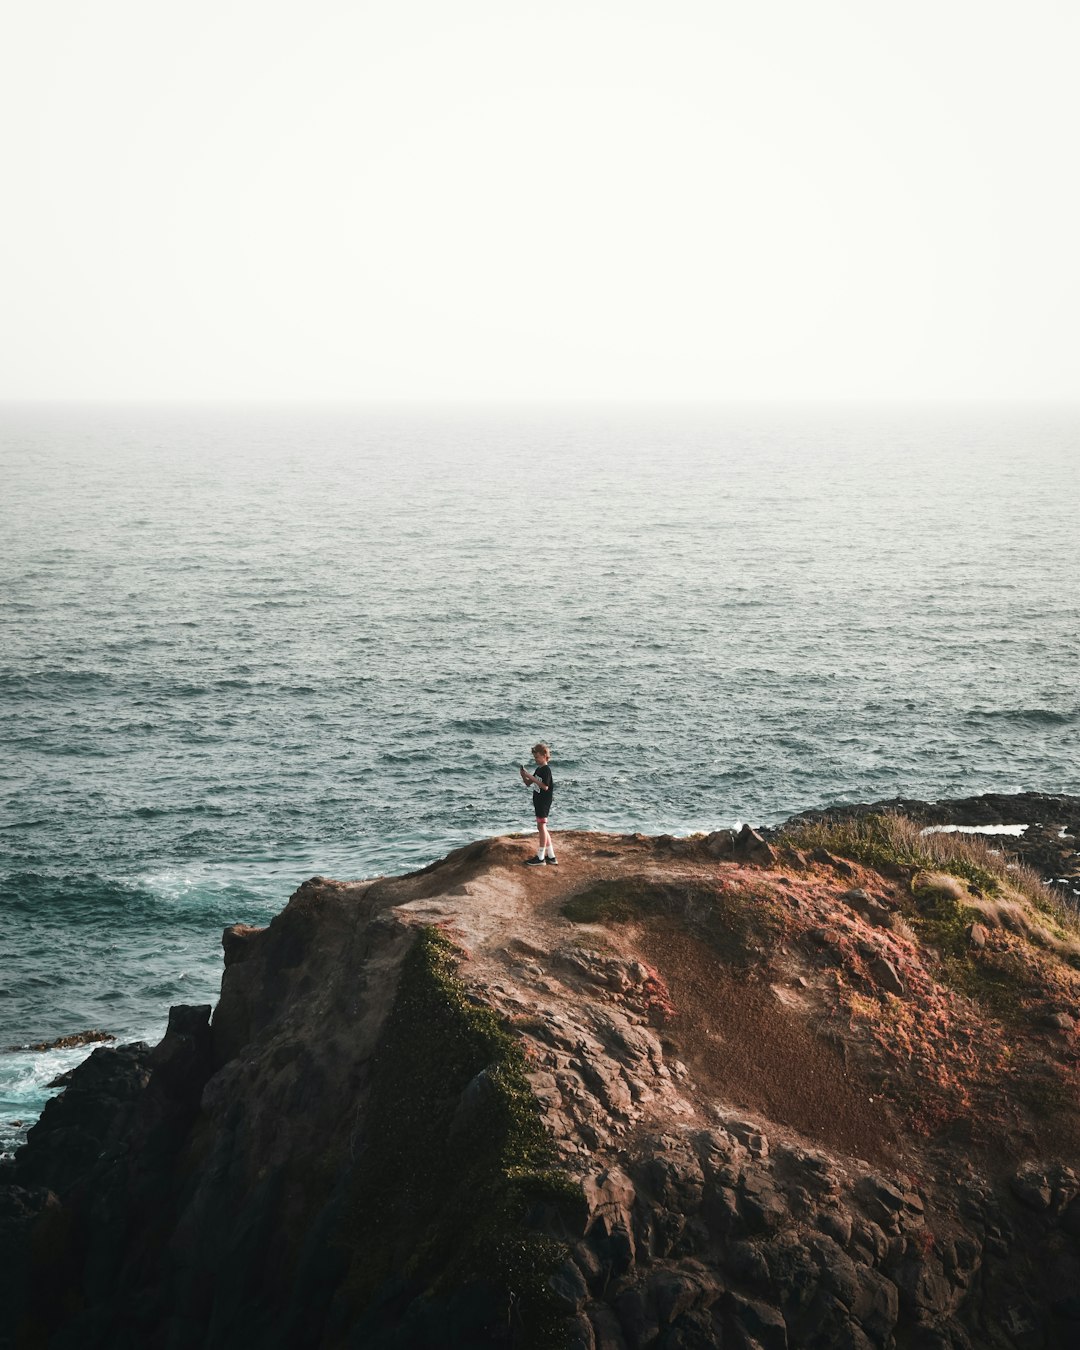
xmin=545 ymin=841 xmax=556 ymax=857
xmin=537 ymin=848 xmax=546 ymax=859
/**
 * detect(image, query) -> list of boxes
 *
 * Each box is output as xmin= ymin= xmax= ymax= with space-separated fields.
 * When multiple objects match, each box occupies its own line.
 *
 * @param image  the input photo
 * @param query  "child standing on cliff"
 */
xmin=519 ymin=743 xmax=557 ymax=865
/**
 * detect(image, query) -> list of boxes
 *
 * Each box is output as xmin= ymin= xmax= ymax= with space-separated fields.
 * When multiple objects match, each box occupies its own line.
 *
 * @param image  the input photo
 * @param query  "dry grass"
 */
xmin=781 ymin=812 xmax=1080 ymax=938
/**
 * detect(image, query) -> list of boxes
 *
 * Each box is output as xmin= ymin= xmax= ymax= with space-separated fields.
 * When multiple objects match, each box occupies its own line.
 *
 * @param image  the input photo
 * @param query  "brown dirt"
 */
xmin=639 ymin=919 xmax=897 ymax=1165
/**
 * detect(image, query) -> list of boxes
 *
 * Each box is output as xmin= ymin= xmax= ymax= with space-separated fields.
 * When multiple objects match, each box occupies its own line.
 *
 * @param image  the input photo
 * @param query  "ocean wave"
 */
xmin=966 ymin=708 xmax=1075 ymax=726
xmin=0 ymin=870 xmax=245 ymax=925
xmin=448 ymin=716 xmax=517 ymax=733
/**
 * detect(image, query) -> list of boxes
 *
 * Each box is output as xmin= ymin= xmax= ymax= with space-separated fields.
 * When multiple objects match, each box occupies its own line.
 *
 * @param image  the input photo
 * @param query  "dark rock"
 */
xmin=810 ymin=848 xmax=857 ymax=878
xmin=705 ymin=830 xmax=735 ymax=858
xmin=1010 ymin=1167 xmax=1054 ymax=1211
xmin=807 ymin=1232 xmax=859 ymax=1308
xmin=657 ymin=1308 xmax=724 ymax=1348
xmin=549 ymin=1258 xmax=590 ymax=1312
xmin=13 ymin=1041 xmax=153 ymax=1193
xmin=739 ymin=1176 xmax=789 ymax=1235
xmin=567 ymin=1312 xmax=598 ymax=1350
xmin=645 ymin=1151 xmax=706 ymax=1212
xmin=816 ymin=1208 xmax=853 ymax=1246
xmin=727 ymin=1292 xmax=789 ymax=1349
xmin=849 ymin=1218 xmax=889 ymax=1265
xmin=854 ymin=1176 xmax=906 ymax=1231
xmin=868 ymin=957 xmax=905 ymax=997
xmin=648 ymin=1264 xmax=722 ymax=1323
xmin=589 ymin=1300 xmax=630 ymax=1350
xmin=1052 ymin=1292 xmax=1080 ymax=1321
xmin=725 ymin=1240 xmax=773 ymax=1293
xmin=851 ymin=1266 xmax=899 ymax=1344
xmin=703 ymin=1185 xmax=741 ymax=1237
xmin=735 ymin=825 xmax=777 ymax=866
xmin=888 ymin=1254 xmax=954 ymax=1319
xmin=840 ymin=890 xmax=894 ymax=929
xmin=760 ymin=1234 xmax=819 ymax=1317
xmin=938 ymin=1234 xmax=981 ymax=1286
xmin=8 ymin=1029 xmax=115 ymax=1054
xmin=614 ymin=1282 xmax=661 ymax=1349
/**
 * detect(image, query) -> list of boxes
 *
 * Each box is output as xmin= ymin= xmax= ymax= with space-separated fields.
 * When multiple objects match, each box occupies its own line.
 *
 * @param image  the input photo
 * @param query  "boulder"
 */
xmin=868 ymin=957 xmax=905 ymax=997
xmin=735 ymin=825 xmax=777 ymax=866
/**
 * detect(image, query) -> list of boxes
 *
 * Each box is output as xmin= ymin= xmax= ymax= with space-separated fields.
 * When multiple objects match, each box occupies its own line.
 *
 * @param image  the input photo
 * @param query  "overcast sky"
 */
xmin=3 ymin=1 xmax=1078 ymax=401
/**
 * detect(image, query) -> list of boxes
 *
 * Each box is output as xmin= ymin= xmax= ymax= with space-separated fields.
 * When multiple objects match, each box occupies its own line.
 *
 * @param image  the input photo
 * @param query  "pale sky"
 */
xmin=2 ymin=1 xmax=1078 ymax=401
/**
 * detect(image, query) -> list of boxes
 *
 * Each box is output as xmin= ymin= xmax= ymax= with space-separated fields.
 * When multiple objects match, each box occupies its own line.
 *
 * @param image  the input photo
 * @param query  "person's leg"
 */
xmin=543 ymin=821 xmax=556 ymax=859
xmin=537 ymin=818 xmax=549 ymax=857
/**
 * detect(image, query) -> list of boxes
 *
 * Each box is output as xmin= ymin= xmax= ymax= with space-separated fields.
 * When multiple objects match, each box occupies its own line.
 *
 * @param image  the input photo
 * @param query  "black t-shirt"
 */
xmin=532 ymin=763 xmax=554 ymax=811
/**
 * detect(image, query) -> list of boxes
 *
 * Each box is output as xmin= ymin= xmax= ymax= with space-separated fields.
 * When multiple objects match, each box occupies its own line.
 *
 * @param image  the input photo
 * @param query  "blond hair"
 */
xmin=531 ymin=742 xmax=550 ymax=760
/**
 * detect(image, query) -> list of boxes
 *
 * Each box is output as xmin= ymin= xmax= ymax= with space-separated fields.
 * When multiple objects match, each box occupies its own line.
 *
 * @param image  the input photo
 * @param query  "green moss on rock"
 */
xmin=341 ymin=925 xmax=583 ymax=1348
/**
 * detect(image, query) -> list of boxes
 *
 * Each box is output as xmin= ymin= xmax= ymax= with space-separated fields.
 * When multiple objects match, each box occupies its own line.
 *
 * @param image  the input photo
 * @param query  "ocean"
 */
xmin=2 ymin=401 xmax=1078 ymax=1152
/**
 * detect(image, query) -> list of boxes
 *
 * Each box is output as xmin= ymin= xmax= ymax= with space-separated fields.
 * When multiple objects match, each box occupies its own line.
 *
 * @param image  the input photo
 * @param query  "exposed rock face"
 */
xmin=2 ymin=823 xmax=1079 ymax=1349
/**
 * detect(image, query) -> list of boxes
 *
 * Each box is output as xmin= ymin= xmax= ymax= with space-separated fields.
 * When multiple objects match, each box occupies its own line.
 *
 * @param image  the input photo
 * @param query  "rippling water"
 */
xmin=2 ymin=401 xmax=1078 ymax=1148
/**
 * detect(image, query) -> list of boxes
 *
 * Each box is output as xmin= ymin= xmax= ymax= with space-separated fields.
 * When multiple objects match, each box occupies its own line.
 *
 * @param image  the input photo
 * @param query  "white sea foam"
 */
xmin=921 ymin=824 xmax=1027 ymax=836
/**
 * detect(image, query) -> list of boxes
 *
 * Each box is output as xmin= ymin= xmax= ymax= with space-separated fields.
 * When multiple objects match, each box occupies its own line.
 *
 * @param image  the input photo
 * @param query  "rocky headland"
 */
xmin=2 ymin=795 xmax=1079 ymax=1349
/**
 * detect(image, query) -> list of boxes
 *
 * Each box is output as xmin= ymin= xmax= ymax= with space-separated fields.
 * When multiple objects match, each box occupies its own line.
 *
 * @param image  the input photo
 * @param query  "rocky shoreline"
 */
xmin=2 ymin=795 xmax=1078 ymax=1349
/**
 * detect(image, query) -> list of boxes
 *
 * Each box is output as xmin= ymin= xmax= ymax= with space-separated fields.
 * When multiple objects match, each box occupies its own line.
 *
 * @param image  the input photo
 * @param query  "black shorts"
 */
xmin=533 ymin=793 xmax=553 ymax=819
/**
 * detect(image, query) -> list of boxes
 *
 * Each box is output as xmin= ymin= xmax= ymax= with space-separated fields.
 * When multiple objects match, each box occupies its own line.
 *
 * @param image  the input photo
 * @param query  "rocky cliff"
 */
xmin=2 ymin=804 xmax=1079 ymax=1350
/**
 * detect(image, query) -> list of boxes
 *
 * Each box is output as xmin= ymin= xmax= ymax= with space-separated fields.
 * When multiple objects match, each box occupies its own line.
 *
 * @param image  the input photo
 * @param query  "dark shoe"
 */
xmin=545 ymin=856 xmax=558 ymax=865
xmin=525 ymin=856 xmax=546 ymax=866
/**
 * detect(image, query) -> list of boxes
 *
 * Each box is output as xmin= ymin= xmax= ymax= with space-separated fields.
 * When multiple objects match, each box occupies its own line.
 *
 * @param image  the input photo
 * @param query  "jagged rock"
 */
xmin=740 ymin=1175 xmax=789 ymax=1235
xmin=12 ymin=1040 xmax=153 ymax=1193
xmin=657 ymin=1308 xmax=723 ymax=1348
xmin=549 ymin=1258 xmax=591 ymax=1312
xmin=614 ymin=1281 xmax=661 ymax=1348
xmin=8 ymin=1029 xmax=115 ymax=1053
xmin=849 ymin=1218 xmax=890 ymax=1265
xmin=589 ymin=1300 xmax=630 ymax=1350
xmin=840 ymin=889 xmax=894 ymax=928
xmin=727 ymin=1292 xmax=789 ymax=1349
xmin=816 ymin=1208 xmax=853 ymax=1246
xmin=868 ymin=957 xmax=905 ymax=997
xmin=722 ymin=1118 xmax=770 ymax=1158
xmin=1010 ymin=1167 xmax=1054 ymax=1211
xmin=705 ymin=830 xmax=735 ymax=858
xmin=647 ymin=1263 xmax=722 ymax=1322
xmin=810 ymin=847 xmax=857 ymax=878
xmin=735 ymin=824 xmax=777 ymax=866
xmin=567 ymin=1312 xmax=598 ymax=1350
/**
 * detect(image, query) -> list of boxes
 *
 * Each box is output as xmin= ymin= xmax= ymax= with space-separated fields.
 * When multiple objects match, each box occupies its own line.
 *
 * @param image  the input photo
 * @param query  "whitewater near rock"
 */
xmin=2 ymin=818 xmax=1079 ymax=1349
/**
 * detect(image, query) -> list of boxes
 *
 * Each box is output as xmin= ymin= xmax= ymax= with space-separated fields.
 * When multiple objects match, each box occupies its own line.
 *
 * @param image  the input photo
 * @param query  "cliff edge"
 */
xmin=2 ymin=810 xmax=1079 ymax=1349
